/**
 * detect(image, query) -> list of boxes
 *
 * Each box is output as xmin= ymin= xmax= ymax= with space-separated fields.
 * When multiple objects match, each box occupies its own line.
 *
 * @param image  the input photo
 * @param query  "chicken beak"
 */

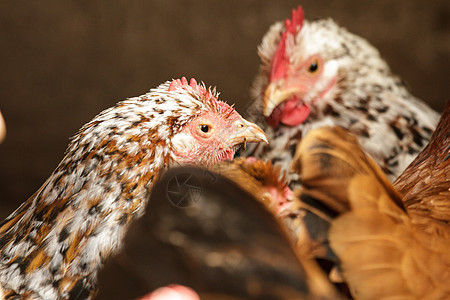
xmin=226 ymin=118 xmax=268 ymax=146
xmin=263 ymin=82 xmax=299 ymax=117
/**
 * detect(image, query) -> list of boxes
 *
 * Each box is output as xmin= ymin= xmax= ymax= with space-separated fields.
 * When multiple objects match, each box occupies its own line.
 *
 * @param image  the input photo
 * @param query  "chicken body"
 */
xmin=0 ymin=78 xmax=266 ymax=299
xmin=248 ymin=6 xmax=439 ymax=182
xmin=292 ymin=103 xmax=449 ymax=299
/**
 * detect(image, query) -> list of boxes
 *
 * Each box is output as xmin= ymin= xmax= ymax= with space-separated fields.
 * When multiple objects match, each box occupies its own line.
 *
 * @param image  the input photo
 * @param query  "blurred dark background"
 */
xmin=0 ymin=0 xmax=448 ymax=218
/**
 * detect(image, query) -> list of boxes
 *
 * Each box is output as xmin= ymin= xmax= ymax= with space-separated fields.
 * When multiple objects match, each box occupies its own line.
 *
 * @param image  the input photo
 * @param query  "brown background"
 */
xmin=0 ymin=0 xmax=448 ymax=218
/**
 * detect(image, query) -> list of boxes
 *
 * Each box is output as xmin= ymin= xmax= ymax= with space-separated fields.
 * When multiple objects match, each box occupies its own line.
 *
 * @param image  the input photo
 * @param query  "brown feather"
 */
xmin=291 ymin=126 xmax=405 ymax=215
xmin=394 ymin=102 xmax=450 ymax=235
xmin=292 ymin=118 xmax=450 ymax=299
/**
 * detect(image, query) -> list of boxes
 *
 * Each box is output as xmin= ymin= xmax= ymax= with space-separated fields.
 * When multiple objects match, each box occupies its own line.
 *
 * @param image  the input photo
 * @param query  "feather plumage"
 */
xmin=291 ymin=104 xmax=450 ymax=299
xmin=0 ymin=78 xmax=267 ymax=299
xmin=393 ymin=103 xmax=450 ymax=234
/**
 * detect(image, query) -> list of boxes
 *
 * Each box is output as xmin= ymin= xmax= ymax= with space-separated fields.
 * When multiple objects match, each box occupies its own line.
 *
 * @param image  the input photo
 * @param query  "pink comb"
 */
xmin=169 ymin=77 xmax=237 ymax=116
xmin=270 ymin=6 xmax=304 ymax=81
xmin=168 ymin=77 xmax=199 ymax=92
xmin=168 ymin=77 xmax=214 ymax=99
xmin=168 ymin=77 xmax=233 ymax=115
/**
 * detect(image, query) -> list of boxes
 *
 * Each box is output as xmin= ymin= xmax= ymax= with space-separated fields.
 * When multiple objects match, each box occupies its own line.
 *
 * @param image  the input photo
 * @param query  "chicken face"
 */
xmin=169 ymin=77 xmax=267 ymax=165
xmin=172 ymin=109 xmax=267 ymax=165
xmin=258 ymin=6 xmax=340 ymax=128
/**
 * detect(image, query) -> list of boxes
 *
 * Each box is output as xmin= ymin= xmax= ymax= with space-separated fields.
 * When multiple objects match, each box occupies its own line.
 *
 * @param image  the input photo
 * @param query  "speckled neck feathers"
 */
xmin=0 ymin=79 xmax=234 ymax=299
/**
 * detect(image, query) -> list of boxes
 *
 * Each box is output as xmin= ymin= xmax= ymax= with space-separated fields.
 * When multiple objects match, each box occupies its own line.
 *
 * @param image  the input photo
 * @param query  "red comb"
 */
xmin=168 ymin=77 xmax=201 ymax=92
xmin=168 ymin=76 xmax=222 ymax=105
xmin=167 ymin=77 xmax=235 ymax=116
xmin=285 ymin=5 xmax=304 ymax=35
xmin=270 ymin=6 xmax=304 ymax=81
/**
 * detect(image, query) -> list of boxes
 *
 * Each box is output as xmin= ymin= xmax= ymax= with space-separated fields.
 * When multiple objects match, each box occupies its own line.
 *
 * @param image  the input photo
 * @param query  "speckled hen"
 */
xmin=248 ymin=5 xmax=439 ymax=183
xmin=0 ymin=77 xmax=267 ymax=299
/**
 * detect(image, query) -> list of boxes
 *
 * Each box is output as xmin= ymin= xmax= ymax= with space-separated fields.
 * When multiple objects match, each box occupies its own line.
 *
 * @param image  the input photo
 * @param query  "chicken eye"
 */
xmin=200 ymin=124 xmax=210 ymax=133
xmin=308 ymin=60 xmax=319 ymax=73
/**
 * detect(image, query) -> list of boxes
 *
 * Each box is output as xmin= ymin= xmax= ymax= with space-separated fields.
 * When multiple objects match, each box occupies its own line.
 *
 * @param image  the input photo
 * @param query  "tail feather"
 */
xmin=330 ymin=209 xmax=411 ymax=299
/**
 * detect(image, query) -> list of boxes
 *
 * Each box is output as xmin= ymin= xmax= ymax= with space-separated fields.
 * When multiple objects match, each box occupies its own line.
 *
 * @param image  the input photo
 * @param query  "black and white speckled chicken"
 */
xmin=247 ymin=5 xmax=439 ymax=183
xmin=0 ymin=77 xmax=267 ymax=299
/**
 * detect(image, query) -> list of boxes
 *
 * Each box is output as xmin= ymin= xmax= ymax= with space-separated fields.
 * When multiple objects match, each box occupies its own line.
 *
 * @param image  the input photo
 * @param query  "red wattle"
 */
xmin=280 ymin=97 xmax=310 ymax=126
xmin=266 ymin=97 xmax=310 ymax=128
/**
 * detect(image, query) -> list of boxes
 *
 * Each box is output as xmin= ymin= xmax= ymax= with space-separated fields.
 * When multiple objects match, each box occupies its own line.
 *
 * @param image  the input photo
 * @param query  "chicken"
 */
xmin=96 ymin=162 xmax=341 ymax=300
xmin=0 ymin=77 xmax=267 ymax=299
xmin=291 ymin=103 xmax=449 ymax=299
xmin=247 ymin=5 xmax=439 ymax=183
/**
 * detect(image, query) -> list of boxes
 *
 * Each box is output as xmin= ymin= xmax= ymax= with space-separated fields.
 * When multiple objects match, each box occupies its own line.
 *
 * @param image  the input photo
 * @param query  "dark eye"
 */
xmin=308 ymin=61 xmax=319 ymax=73
xmin=200 ymin=124 xmax=210 ymax=133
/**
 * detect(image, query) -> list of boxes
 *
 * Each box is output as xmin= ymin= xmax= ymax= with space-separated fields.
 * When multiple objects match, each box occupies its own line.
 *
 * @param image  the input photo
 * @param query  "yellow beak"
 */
xmin=226 ymin=118 xmax=268 ymax=146
xmin=263 ymin=82 xmax=300 ymax=117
